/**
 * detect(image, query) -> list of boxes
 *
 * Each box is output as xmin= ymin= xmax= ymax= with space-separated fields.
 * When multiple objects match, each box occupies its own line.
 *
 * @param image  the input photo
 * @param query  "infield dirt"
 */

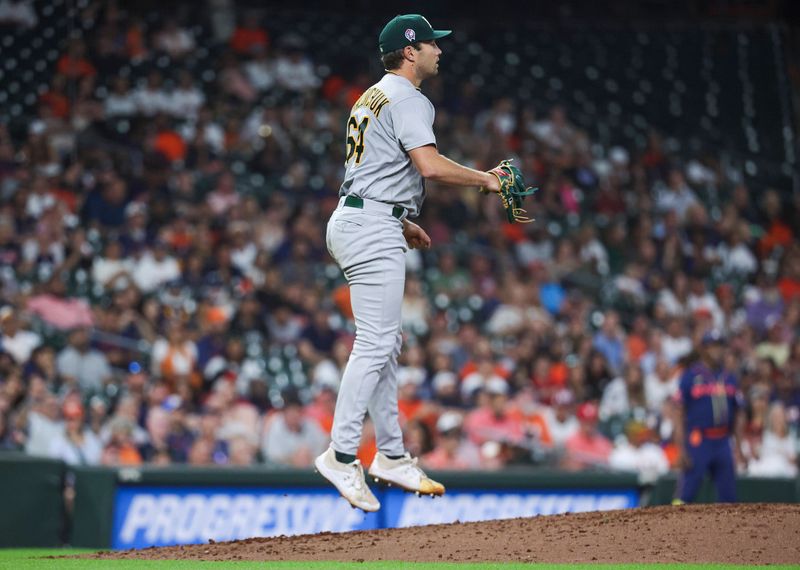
xmin=91 ymin=503 xmax=800 ymax=565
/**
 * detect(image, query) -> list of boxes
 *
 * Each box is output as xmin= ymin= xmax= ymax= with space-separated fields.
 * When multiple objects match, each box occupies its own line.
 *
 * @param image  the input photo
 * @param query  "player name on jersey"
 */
xmin=689 ymin=383 xmax=738 ymax=398
xmin=352 ymin=87 xmax=390 ymax=117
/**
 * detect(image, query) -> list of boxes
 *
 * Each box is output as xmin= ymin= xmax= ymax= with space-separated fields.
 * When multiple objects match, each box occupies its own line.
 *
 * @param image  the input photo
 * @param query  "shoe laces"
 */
xmin=345 ymin=460 xmax=365 ymax=492
xmin=397 ymin=454 xmax=427 ymax=478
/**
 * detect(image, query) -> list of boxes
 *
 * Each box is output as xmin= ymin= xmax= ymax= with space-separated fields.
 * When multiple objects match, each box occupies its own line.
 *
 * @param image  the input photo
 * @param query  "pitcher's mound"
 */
xmin=92 ymin=503 xmax=800 ymax=565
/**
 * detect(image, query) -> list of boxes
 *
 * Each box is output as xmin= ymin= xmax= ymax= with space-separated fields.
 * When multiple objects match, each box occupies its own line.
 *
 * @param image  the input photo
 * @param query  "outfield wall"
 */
xmin=1 ymin=453 xmax=797 ymax=549
xmin=0 ymin=454 xmax=64 ymax=548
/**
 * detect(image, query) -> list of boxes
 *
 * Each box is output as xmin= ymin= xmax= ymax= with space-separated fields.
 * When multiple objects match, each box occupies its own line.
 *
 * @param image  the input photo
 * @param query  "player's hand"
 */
xmin=481 ymin=171 xmax=501 ymax=193
xmin=402 ymin=220 xmax=431 ymax=249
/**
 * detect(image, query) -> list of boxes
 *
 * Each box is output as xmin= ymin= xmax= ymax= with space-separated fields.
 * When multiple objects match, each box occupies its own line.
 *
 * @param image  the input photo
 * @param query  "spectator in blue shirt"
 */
xmin=593 ymin=310 xmax=625 ymax=374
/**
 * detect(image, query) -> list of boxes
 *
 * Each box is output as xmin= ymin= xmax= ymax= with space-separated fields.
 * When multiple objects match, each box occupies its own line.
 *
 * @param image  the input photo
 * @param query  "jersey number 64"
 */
xmin=345 ymin=116 xmax=370 ymax=165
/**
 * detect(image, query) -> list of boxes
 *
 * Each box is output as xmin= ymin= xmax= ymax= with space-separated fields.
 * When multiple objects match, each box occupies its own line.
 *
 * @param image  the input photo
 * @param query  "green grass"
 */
xmin=2 ymin=550 xmax=798 ymax=570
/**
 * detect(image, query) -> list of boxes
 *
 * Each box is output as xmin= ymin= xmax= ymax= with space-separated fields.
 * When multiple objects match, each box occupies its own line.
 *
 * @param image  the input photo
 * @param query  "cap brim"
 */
xmin=431 ymin=30 xmax=452 ymax=40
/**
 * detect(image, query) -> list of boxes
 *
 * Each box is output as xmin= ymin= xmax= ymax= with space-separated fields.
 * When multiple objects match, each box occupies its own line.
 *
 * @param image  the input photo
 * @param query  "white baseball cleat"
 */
xmin=314 ymin=447 xmax=381 ymax=512
xmin=368 ymin=451 xmax=445 ymax=497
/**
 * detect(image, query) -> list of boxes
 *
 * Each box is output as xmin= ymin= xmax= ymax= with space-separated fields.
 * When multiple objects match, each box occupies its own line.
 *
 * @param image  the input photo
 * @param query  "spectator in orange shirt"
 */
xmin=356 ymin=416 xmax=377 ymax=466
xmin=397 ymin=366 xmax=425 ymax=423
xmin=56 ymin=39 xmax=96 ymax=80
xmin=459 ymin=338 xmax=510 ymax=381
xmin=101 ymin=417 xmax=143 ymax=465
xmin=161 ymin=214 xmax=195 ymax=255
xmin=229 ymin=12 xmax=269 ymax=56
xmin=126 ymin=18 xmax=148 ymax=62
xmin=777 ymin=250 xmax=800 ymax=303
xmin=39 ymin=75 xmax=70 ymax=119
xmin=321 ymin=74 xmax=347 ymax=102
xmin=758 ymin=190 xmax=793 ymax=256
xmin=306 ymin=383 xmax=336 ymax=435
xmin=531 ymin=354 xmax=568 ymax=405
xmin=151 ymin=319 xmax=199 ymax=390
xmin=521 ymin=409 xmax=553 ymax=449
xmin=626 ymin=315 xmax=650 ymax=364
xmin=331 ymin=284 xmax=353 ymax=321
xmin=153 ymin=116 xmax=187 ymax=163
xmin=563 ymin=402 xmax=613 ymax=470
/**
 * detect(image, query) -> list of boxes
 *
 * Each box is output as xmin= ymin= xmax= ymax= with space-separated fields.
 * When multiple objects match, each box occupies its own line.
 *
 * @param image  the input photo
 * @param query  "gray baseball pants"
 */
xmin=326 ymin=196 xmax=408 ymax=457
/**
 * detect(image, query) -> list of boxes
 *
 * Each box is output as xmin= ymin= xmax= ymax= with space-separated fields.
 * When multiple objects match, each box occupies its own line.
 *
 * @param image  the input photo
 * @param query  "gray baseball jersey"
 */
xmin=339 ymin=73 xmax=436 ymax=217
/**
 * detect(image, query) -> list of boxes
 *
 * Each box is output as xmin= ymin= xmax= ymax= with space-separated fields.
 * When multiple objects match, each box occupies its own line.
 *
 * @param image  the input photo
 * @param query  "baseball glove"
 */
xmin=481 ymin=159 xmax=538 ymax=223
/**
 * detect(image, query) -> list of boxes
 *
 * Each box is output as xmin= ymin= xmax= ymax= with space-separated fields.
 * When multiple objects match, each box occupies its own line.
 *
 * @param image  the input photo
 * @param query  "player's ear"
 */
xmin=404 ymin=45 xmax=415 ymax=62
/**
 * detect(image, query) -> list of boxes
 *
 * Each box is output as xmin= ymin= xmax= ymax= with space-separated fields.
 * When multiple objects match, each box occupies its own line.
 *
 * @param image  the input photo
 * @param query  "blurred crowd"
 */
xmin=0 ymin=1 xmax=798 ymax=483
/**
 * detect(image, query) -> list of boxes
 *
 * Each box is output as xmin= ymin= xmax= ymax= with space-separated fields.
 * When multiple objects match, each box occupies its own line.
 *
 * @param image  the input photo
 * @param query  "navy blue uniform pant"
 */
xmin=678 ymin=436 xmax=737 ymax=503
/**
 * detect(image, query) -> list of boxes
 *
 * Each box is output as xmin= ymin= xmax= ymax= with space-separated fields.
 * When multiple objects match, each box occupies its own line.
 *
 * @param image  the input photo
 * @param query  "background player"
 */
xmin=673 ymin=330 xmax=745 ymax=504
xmin=314 ymin=14 xmax=504 ymax=512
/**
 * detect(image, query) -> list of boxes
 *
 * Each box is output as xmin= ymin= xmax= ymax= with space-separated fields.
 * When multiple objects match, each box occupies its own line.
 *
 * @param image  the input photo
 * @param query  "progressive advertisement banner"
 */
xmin=382 ymin=488 xmax=639 ymax=527
xmin=111 ymin=485 xmax=639 ymax=549
xmin=112 ymin=486 xmax=379 ymax=549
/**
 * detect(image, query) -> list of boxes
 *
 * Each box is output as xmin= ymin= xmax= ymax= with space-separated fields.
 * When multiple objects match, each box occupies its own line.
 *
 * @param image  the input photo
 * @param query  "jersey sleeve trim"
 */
xmin=403 ymin=140 xmax=437 ymax=152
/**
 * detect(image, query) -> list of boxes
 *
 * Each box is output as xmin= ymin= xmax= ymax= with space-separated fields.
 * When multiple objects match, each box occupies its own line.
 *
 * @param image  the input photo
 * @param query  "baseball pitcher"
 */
xmin=315 ymin=14 xmax=535 ymax=512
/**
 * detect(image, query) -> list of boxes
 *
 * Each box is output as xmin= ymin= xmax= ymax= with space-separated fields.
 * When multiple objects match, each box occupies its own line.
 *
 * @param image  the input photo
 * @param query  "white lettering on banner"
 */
xmin=522 ymin=495 xmax=540 ymax=515
xmin=116 ymin=491 xmax=635 ymax=548
xmin=290 ymin=495 xmax=319 ymax=535
xmin=230 ymin=495 xmax=256 ymax=540
xmin=174 ymin=494 xmax=205 ymax=543
xmin=252 ymin=496 xmax=275 ymax=536
xmin=117 ymin=493 xmax=373 ymax=547
xmin=396 ymin=493 xmax=634 ymax=527
xmin=553 ymin=495 xmax=573 ymax=514
xmin=538 ymin=494 xmax=557 ymax=515
xmin=571 ymin=495 xmax=597 ymax=513
xmin=148 ymin=494 xmax=180 ymax=543
xmin=120 ymin=495 xmax=156 ymax=542
xmin=202 ymin=495 xmax=231 ymax=542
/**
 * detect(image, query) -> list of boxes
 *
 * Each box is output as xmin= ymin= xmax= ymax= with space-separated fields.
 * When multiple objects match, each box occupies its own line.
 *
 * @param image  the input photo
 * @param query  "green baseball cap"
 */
xmin=379 ymin=14 xmax=451 ymax=54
